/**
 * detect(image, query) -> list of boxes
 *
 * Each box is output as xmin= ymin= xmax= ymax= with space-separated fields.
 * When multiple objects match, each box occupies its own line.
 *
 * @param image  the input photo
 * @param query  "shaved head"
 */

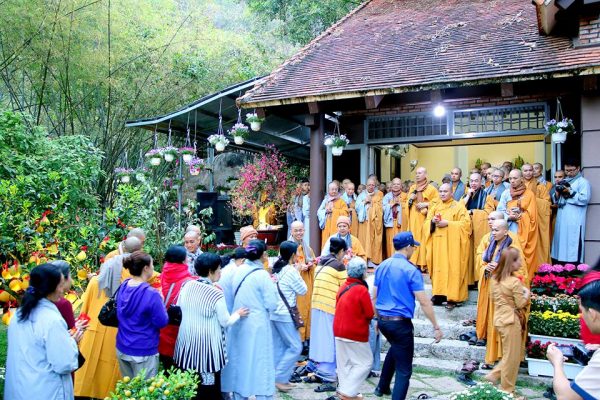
xmin=509 ymin=169 xmax=523 ymax=188
xmin=439 ymin=183 xmax=452 ymax=201
xmin=127 ymin=228 xmax=146 ymax=242
xmin=491 ymin=218 xmax=509 ymax=241
xmin=291 ymin=221 xmax=305 ymax=242
xmin=469 ymin=173 xmax=482 ymax=191
xmin=366 ymin=177 xmax=378 ymax=193
xmin=123 ymin=237 xmax=143 ymax=253
xmin=487 ymin=210 xmax=504 ymax=228
xmin=521 ymin=163 xmax=534 ymax=180
xmin=450 ymin=168 xmax=462 ymax=182
xmin=415 ymin=167 xmax=428 ymax=183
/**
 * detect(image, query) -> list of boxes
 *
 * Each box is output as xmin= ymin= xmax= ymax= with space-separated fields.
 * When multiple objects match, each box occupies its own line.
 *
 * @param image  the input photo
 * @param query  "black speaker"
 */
xmin=196 ymin=191 xmax=218 ymax=227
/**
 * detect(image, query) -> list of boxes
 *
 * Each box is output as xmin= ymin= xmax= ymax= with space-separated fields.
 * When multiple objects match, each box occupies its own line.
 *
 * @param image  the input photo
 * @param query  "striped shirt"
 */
xmin=271 ymin=265 xmax=307 ymax=322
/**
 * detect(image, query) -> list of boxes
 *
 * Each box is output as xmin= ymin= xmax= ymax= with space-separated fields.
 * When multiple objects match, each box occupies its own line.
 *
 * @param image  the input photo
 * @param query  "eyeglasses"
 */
xmin=565 ymin=168 xmax=577 ymax=173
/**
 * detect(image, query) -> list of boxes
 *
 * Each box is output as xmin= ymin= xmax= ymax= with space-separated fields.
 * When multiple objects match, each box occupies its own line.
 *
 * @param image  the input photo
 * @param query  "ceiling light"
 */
xmin=433 ymin=104 xmax=446 ymax=118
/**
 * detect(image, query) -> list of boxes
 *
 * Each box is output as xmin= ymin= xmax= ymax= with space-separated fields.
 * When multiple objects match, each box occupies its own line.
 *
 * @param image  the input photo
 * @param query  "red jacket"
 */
xmin=158 ymin=262 xmax=193 ymax=357
xmin=333 ymin=278 xmax=374 ymax=342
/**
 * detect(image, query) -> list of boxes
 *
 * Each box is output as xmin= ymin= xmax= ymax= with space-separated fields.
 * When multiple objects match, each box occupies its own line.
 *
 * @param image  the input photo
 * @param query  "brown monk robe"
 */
xmin=424 ymin=183 xmax=472 ymax=308
xmin=523 ymin=164 xmax=551 ymax=268
xmin=475 ymin=215 xmax=526 ymax=366
xmin=497 ymin=169 xmax=539 ymax=281
xmin=356 ymin=177 xmax=384 ymax=264
xmin=405 ymin=168 xmax=439 ymax=271
xmin=383 ymin=178 xmax=404 ymax=259
xmin=288 ymin=221 xmax=316 ymax=342
xmin=318 ymin=181 xmax=349 ymax=248
xmin=461 ymin=172 xmax=489 ymax=286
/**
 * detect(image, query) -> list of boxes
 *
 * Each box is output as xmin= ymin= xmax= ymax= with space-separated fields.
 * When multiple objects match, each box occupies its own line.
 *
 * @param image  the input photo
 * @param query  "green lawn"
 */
xmin=0 ymin=324 xmax=7 ymax=395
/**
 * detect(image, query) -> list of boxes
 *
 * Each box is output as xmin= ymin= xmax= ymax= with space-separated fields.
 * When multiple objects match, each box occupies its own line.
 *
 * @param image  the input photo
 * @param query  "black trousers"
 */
xmin=377 ymin=319 xmax=414 ymax=400
xmin=195 ymin=370 xmax=222 ymax=400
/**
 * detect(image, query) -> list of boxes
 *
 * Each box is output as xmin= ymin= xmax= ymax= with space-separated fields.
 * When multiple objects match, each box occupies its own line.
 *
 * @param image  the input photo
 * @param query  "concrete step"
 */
xmin=423 ymin=284 xmax=479 ymax=304
xmin=413 ymin=319 xmax=476 ymax=340
xmin=413 ymin=337 xmax=486 ymax=361
xmin=414 ymin=302 xmax=478 ymax=322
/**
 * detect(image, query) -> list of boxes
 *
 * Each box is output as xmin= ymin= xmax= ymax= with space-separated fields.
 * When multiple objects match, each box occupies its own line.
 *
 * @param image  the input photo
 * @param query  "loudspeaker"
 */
xmin=196 ymin=192 xmax=233 ymax=243
xmin=196 ymin=191 xmax=218 ymax=227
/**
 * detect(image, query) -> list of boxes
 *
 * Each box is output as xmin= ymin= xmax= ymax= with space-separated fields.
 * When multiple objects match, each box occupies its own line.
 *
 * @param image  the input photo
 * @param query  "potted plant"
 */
xmin=215 ymin=185 xmax=229 ymax=196
xmin=108 ymin=368 xmax=199 ymax=399
xmin=324 ymin=134 xmax=350 ymax=156
xmin=528 ymin=310 xmax=581 ymax=340
xmin=188 ymin=157 xmax=205 ymax=176
xmin=246 ymin=112 xmax=265 ymax=131
xmin=179 ymin=146 xmax=195 ymax=163
xmin=229 ymin=122 xmax=250 ymax=145
xmin=162 ymin=146 xmax=179 ymax=162
xmin=145 ymin=148 xmax=162 ymax=166
xmin=450 ymin=382 xmax=515 ymax=400
xmin=545 ymin=118 xmax=575 ymax=144
xmin=114 ymin=167 xmax=134 ymax=184
xmin=208 ymin=134 xmax=229 ymax=152
xmin=134 ymin=167 xmax=148 ymax=182
xmin=526 ymin=340 xmax=583 ymax=379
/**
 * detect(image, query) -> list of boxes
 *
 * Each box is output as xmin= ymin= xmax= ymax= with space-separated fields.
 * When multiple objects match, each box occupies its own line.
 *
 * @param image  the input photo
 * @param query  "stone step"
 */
xmin=413 ymin=319 xmax=476 ymax=340
xmin=414 ymin=302 xmax=478 ymax=322
xmin=413 ymin=337 xmax=486 ymax=362
xmin=422 ymin=283 xmax=479 ymax=304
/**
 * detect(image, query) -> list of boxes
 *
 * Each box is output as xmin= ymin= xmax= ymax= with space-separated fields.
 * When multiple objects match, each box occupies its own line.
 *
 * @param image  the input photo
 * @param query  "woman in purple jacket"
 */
xmin=116 ymin=251 xmax=168 ymax=379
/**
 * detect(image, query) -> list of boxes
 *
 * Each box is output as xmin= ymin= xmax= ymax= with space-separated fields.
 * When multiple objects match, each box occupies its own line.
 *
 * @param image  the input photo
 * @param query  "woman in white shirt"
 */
xmin=271 ymin=241 xmax=307 ymax=392
xmin=174 ymin=253 xmax=248 ymax=400
xmin=5 ymin=263 xmax=83 ymax=400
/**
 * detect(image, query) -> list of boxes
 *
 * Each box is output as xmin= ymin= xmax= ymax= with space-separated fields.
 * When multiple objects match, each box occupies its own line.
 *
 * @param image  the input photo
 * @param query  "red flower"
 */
xmin=80 ymin=245 xmax=88 ymax=252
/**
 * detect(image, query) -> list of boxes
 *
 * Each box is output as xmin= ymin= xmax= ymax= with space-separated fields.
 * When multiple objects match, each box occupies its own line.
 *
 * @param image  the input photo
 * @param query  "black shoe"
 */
xmin=289 ymin=372 xmax=302 ymax=383
xmin=314 ymin=383 xmax=337 ymax=392
xmin=475 ymin=339 xmax=487 ymax=347
xmin=374 ymin=387 xmax=392 ymax=397
xmin=456 ymin=373 xmax=477 ymax=386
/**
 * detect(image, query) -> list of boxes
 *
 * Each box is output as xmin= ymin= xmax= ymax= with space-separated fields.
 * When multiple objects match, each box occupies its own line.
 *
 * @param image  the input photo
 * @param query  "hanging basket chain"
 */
xmin=153 ymin=124 xmax=158 ymax=149
xmin=217 ymin=99 xmax=224 ymax=136
xmin=167 ymin=119 xmax=172 ymax=147
xmin=555 ymin=98 xmax=563 ymax=122
xmin=193 ymin=110 xmax=198 ymax=151
xmin=185 ymin=113 xmax=191 ymax=147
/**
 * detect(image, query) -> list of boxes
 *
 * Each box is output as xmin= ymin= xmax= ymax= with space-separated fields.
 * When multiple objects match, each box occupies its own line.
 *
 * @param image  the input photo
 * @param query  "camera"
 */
xmin=555 ymin=180 xmax=570 ymax=193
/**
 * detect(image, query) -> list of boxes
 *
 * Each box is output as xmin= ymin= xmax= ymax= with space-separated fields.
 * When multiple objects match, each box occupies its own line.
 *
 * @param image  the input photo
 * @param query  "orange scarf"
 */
xmin=510 ymin=182 xmax=526 ymax=199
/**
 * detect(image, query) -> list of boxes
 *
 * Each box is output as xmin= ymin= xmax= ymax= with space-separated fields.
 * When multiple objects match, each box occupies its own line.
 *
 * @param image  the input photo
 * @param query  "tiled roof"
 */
xmin=240 ymin=0 xmax=600 ymax=107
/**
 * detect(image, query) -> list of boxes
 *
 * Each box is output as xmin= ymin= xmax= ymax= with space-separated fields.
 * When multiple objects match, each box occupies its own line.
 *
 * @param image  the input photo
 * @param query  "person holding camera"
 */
xmin=551 ymin=158 xmax=591 ymax=264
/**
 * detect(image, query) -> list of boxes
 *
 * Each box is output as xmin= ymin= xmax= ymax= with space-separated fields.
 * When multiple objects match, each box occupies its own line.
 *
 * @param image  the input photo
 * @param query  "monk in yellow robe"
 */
xmin=424 ymin=183 xmax=472 ymax=308
xmin=289 ymin=220 xmax=316 ymax=343
xmin=523 ymin=163 xmax=551 ymax=267
xmin=321 ymin=215 xmax=367 ymax=262
xmin=341 ymin=182 xmax=359 ymax=237
xmin=400 ymin=181 xmax=410 ymax=232
xmin=104 ymin=227 xmax=147 ymax=261
xmin=474 ymin=215 xmax=526 ymax=367
xmin=383 ymin=178 xmax=404 ymax=259
xmin=318 ymin=181 xmax=349 ymax=248
xmin=461 ymin=172 xmax=489 ymax=286
xmin=405 ymin=168 xmax=439 ymax=270
xmin=497 ymin=169 xmax=538 ymax=281
xmin=483 ymin=168 xmax=508 ymax=214
xmin=356 ymin=176 xmax=384 ymax=264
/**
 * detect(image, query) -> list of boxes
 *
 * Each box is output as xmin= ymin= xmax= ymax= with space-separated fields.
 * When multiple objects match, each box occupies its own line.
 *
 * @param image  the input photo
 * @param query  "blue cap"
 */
xmin=393 ymin=232 xmax=420 ymax=250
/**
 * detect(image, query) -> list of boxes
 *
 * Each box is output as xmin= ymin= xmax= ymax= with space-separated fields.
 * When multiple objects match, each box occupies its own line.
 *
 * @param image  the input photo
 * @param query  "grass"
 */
xmin=0 ymin=324 xmax=7 ymax=395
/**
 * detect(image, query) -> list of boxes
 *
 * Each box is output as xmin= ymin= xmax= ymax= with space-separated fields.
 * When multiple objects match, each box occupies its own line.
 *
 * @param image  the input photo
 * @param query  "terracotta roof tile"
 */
xmin=240 ymin=0 xmax=600 ymax=107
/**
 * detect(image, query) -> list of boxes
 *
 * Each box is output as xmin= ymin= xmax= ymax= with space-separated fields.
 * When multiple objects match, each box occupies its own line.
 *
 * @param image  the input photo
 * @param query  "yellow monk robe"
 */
xmin=400 ymin=192 xmax=409 ymax=232
xmin=405 ymin=184 xmax=439 ymax=268
xmin=357 ymin=191 xmax=384 ymax=264
xmin=295 ymin=244 xmax=316 ymax=342
xmin=467 ymin=209 xmax=490 ymax=286
xmin=484 ymin=194 xmax=498 ymax=214
xmin=474 ymin=232 xmax=526 ymax=365
xmin=319 ymin=198 xmax=349 ymax=248
xmin=503 ymin=189 xmax=538 ymax=281
xmin=347 ymin=198 xmax=359 ymax=237
xmin=424 ymin=200 xmax=472 ymax=302
xmin=384 ymin=192 xmax=404 ymax=260
xmin=525 ymin=179 xmax=551 ymax=267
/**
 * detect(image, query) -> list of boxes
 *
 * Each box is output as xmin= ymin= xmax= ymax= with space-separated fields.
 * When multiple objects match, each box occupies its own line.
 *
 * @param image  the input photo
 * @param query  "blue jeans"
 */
xmin=369 ymin=319 xmax=382 ymax=372
xmin=271 ymin=320 xmax=302 ymax=384
xmin=377 ymin=319 xmax=414 ymax=400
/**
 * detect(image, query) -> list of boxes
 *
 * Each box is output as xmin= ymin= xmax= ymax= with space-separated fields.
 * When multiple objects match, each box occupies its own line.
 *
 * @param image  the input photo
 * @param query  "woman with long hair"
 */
xmin=116 ymin=251 xmax=168 ymax=379
xmin=271 ymin=241 xmax=307 ymax=392
xmin=174 ymin=253 xmax=248 ymax=399
xmin=5 ymin=264 xmax=83 ymax=400
xmin=485 ymin=247 xmax=530 ymax=395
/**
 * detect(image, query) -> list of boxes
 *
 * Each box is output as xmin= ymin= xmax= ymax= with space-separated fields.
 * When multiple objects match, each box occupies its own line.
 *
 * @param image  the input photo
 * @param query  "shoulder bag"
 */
xmin=98 ymin=280 xmax=127 ymax=327
xmin=275 ymin=273 xmax=304 ymax=329
xmin=165 ymin=278 xmax=195 ymax=326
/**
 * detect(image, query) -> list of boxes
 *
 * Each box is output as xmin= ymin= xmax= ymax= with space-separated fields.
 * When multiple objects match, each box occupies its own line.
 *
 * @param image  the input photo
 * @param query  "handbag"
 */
xmin=164 ymin=282 xmax=183 ymax=326
xmin=276 ymin=279 xmax=304 ymax=329
xmin=98 ymin=281 xmax=126 ymax=327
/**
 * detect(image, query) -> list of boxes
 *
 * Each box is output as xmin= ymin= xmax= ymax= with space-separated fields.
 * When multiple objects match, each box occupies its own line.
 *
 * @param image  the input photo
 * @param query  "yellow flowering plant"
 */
xmin=529 ymin=310 xmax=580 ymax=338
xmin=108 ymin=368 xmax=198 ymax=399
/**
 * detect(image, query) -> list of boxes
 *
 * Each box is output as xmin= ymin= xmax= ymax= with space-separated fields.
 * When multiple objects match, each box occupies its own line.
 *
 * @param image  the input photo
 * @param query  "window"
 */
xmin=453 ymin=104 xmax=546 ymax=136
xmin=368 ymin=113 xmax=448 ymax=141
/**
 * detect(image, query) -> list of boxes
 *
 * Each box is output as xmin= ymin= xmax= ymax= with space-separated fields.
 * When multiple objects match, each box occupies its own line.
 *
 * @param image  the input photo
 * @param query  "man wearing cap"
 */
xmin=373 ymin=232 xmax=443 ymax=399
xmin=239 ymin=225 xmax=258 ymax=247
xmin=321 ymin=216 xmax=367 ymax=262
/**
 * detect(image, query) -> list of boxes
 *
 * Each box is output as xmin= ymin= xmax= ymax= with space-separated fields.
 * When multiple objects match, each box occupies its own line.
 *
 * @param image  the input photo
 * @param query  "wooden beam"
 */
xmin=501 ymin=83 xmax=514 ymax=97
xmin=365 ymin=95 xmax=385 ymax=109
xmin=583 ymin=76 xmax=598 ymax=92
xmin=430 ymin=89 xmax=442 ymax=103
xmin=256 ymin=107 xmax=266 ymax=118
xmin=308 ymin=102 xmax=320 ymax=114
xmin=305 ymin=114 xmax=317 ymax=127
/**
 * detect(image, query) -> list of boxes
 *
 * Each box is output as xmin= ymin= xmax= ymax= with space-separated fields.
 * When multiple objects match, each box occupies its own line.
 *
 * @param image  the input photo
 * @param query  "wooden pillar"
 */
xmin=581 ymin=94 xmax=600 ymax=264
xmin=309 ymin=114 xmax=325 ymax=253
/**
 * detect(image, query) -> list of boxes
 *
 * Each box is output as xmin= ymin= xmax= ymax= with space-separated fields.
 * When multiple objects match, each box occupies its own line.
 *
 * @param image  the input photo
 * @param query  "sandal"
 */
xmin=445 ymin=302 xmax=457 ymax=310
xmin=462 ymin=319 xmax=476 ymax=326
xmin=303 ymin=374 xmax=324 ymax=384
xmin=480 ymin=363 xmax=494 ymax=370
xmin=468 ymin=335 xmax=478 ymax=346
xmin=315 ymin=382 xmax=337 ymax=393
xmin=417 ymin=394 xmax=431 ymax=399
xmin=476 ymin=339 xmax=487 ymax=347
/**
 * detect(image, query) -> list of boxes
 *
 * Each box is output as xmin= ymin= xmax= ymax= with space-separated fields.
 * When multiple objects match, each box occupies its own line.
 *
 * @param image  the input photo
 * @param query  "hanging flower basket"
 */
xmin=134 ymin=167 xmax=148 ymax=182
xmin=188 ymin=157 xmax=205 ymax=176
xmin=229 ymin=123 xmax=250 ymax=145
xmin=145 ymin=149 xmax=162 ymax=166
xmin=331 ymin=146 xmax=344 ymax=156
xmin=114 ymin=168 xmax=134 ymax=184
xmin=246 ymin=112 xmax=265 ymax=131
xmin=324 ymin=134 xmax=350 ymax=156
xmin=545 ymin=118 xmax=575 ymax=144
xmin=208 ymin=134 xmax=229 ymax=152
xmin=162 ymin=146 xmax=179 ymax=162
xmin=179 ymin=147 xmax=195 ymax=163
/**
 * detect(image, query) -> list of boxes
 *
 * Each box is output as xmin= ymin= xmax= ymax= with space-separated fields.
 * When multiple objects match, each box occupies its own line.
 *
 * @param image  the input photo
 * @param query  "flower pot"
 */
xmin=120 ymin=175 xmax=130 ymax=184
xmin=135 ymin=173 xmax=146 ymax=182
xmin=182 ymin=154 xmax=193 ymax=163
xmin=526 ymin=358 xmax=583 ymax=380
xmin=552 ymin=131 xmax=567 ymax=144
xmin=164 ymin=153 xmax=175 ymax=162
xmin=150 ymin=157 xmax=161 ymax=166
xmin=528 ymin=334 xmax=583 ymax=346
xmin=234 ymin=136 xmax=245 ymax=145
xmin=190 ymin=167 xmax=200 ymax=176
xmin=331 ymin=146 xmax=344 ymax=156
xmin=250 ymin=121 xmax=261 ymax=131
xmin=215 ymin=142 xmax=226 ymax=152
xmin=324 ymin=137 xmax=334 ymax=146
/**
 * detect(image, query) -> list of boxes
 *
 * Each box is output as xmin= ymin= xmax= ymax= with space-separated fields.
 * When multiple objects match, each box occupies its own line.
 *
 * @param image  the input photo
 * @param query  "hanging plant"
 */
xmin=179 ymin=147 xmax=196 ymax=163
xmin=114 ymin=168 xmax=134 ymax=184
xmin=162 ymin=146 xmax=179 ymax=162
xmin=229 ymin=123 xmax=249 ymax=145
xmin=134 ymin=167 xmax=148 ymax=182
xmin=188 ymin=157 xmax=205 ymax=176
xmin=545 ymin=118 xmax=575 ymax=144
xmin=208 ymin=134 xmax=229 ymax=152
xmin=324 ymin=134 xmax=350 ymax=156
xmin=145 ymin=149 xmax=163 ymax=166
xmin=246 ymin=112 xmax=265 ymax=131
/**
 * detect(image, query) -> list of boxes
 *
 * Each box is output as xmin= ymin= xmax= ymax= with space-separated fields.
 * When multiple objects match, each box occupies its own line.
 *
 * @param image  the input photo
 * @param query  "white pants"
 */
xmin=335 ymin=338 xmax=373 ymax=397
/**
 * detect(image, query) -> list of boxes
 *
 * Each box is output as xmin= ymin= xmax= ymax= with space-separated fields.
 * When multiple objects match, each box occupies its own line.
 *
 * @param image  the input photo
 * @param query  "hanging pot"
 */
xmin=552 ymin=131 xmax=567 ymax=144
xmin=250 ymin=121 xmax=261 ymax=131
xmin=234 ymin=136 xmax=245 ymax=145
xmin=331 ymin=146 xmax=344 ymax=156
xmin=215 ymin=142 xmax=226 ymax=152
xmin=150 ymin=156 xmax=161 ymax=166
xmin=164 ymin=153 xmax=175 ymax=162
xmin=135 ymin=173 xmax=146 ymax=182
xmin=182 ymin=154 xmax=193 ymax=163
xmin=120 ymin=175 xmax=131 ymax=184
xmin=190 ymin=167 xmax=200 ymax=176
